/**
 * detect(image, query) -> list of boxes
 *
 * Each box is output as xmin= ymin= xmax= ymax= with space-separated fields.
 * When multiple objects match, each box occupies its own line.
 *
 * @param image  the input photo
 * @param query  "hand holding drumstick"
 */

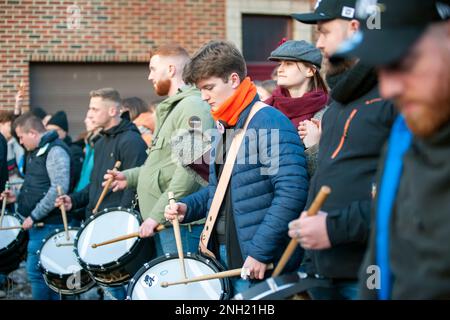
xmin=273 ymin=186 xmax=331 ymax=277
xmin=93 ymin=161 xmax=121 ymax=214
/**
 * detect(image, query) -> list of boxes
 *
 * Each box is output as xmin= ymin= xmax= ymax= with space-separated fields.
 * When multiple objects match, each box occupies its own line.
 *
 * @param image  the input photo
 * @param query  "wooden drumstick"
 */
xmin=92 ymin=161 xmax=121 ymax=214
xmin=0 ymin=182 xmax=9 ymax=227
xmin=168 ymin=191 xmax=187 ymax=281
xmin=91 ymin=224 xmax=166 ymax=248
xmin=161 ymin=263 xmax=274 ymax=288
xmin=0 ymin=222 xmax=45 ymax=231
xmin=57 ymin=185 xmax=70 ymax=240
xmin=272 ymin=186 xmax=331 ymax=277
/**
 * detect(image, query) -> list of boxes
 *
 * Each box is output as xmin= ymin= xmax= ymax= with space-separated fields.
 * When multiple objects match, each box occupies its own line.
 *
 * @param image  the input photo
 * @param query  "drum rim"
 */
xmin=126 ymin=252 xmax=231 ymax=300
xmin=37 ymin=226 xmax=82 ymax=277
xmin=73 ymin=207 xmax=144 ymax=270
xmin=0 ymin=211 xmax=27 ymax=254
xmin=232 ymin=271 xmax=332 ymax=300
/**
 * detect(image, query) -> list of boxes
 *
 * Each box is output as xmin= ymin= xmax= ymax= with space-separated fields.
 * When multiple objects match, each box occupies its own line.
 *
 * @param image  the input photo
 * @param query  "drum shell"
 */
xmin=0 ymin=212 xmax=28 ymax=274
xmin=126 ymin=252 xmax=231 ymax=300
xmin=74 ymin=207 xmax=156 ymax=287
xmin=37 ymin=227 xmax=95 ymax=295
xmin=233 ymin=272 xmax=333 ymax=300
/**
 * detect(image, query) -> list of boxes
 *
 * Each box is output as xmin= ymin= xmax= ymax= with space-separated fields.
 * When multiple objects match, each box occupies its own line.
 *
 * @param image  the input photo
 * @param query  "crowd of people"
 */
xmin=1 ymin=0 xmax=449 ymax=300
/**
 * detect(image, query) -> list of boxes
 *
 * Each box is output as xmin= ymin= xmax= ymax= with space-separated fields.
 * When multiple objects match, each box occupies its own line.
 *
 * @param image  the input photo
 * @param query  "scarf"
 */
xmin=265 ymin=86 xmax=328 ymax=127
xmin=210 ymin=77 xmax=257 ymax=127
xmin=376 ymin=115 xmax=412 ymax=300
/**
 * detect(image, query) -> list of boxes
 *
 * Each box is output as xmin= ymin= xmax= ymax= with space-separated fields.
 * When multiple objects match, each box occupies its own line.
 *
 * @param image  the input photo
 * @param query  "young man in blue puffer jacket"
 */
xmin=164 ymin=40 xmax=309 ymax=296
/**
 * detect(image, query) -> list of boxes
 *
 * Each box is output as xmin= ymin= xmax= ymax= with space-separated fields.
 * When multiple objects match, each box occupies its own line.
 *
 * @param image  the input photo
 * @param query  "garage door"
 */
xmin=30 ymin=62 xmax=159 ymax=138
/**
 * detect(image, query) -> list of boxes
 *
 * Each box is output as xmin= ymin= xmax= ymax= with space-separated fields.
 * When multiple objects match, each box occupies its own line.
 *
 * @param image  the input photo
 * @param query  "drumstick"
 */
xmin=272 ymin=186 xmax=331 ymax=277
xmin=57 ymin=185 xmax=70 ymax=240
xmin=0 ymin=222 xmax=45 ymax=231
xmin=90 ymin=224 xmax=166 ymax=248
xmin=161 ymin=263 xmax=275 ymax=288
xmin=168 ymin=191 xmax=187 ymax=281
xmin=92 ymin=161 xmax=121 ymax=214
xmin=0 ymin=182 xmax=9 ymax=227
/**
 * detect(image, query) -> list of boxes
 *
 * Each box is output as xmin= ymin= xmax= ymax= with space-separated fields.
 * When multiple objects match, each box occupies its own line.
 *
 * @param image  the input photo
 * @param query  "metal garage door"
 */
xmin=30 ymin=62 xmax=159 ymax=138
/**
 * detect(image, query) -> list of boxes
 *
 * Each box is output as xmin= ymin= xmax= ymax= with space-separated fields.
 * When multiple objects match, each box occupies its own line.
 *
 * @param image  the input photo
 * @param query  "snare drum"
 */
xmin=233 ymin=271 xmax=333 ymax=300
xmin=0 ymin=212 xmax=28 ymax=274
xmin=37 ymin=227 xmax=95 ymax=295
xmin=127 ymin=252 xmax=231 ymax=300
xmin=74 ymin=207 xmax=155 ymax=286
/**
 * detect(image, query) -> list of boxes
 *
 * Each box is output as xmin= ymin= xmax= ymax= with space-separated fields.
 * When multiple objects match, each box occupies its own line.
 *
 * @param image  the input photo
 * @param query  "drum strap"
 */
xmin=199 ymin=102 xmax=267 ymax=258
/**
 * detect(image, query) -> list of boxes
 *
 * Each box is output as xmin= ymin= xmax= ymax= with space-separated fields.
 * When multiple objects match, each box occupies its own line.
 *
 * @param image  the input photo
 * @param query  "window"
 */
xmin=242 ymin=14 xmax=292 ymax=80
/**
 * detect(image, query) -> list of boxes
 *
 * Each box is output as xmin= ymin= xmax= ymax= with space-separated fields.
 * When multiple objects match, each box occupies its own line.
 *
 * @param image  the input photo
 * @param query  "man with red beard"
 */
xmin=334 ymin=0 xmax=450 ymax=299
xmin=104 ymin=45 xmax=214 ymax=255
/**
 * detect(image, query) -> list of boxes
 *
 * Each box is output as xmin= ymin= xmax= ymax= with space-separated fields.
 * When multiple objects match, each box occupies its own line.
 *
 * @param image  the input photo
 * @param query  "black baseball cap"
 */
xmin=292 ymin=0 xmax=358 ymax=24
xmin=332 ymin=0 xmax=450 ymax=66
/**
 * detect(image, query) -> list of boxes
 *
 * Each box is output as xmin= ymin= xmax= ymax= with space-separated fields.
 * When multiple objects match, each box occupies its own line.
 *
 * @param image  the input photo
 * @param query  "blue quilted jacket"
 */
xmin=182 ymin=97 xmax=309 ymax=266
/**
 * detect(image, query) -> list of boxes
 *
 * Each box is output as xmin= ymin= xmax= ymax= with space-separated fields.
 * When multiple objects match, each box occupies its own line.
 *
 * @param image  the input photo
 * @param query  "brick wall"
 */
xmin=0 ymin=0 xmax=226 ymax=111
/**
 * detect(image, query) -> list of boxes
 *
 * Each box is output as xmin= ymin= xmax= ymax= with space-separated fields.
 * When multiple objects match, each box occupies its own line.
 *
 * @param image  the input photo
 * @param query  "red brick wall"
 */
xmin=0 ymin=0 xmax=226 ymax=111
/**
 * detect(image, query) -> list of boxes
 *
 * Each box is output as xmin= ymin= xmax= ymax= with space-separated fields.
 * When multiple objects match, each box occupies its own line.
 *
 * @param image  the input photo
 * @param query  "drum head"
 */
xmin=0 ymin=214 xmax=22 ymax=250
xmin=76 ymin=209 xmax=140 ymax=266
xmin=130 ymin=255 xmax=225 ymax=300
xmin=39 ymin=229 xmax=81 ymax=275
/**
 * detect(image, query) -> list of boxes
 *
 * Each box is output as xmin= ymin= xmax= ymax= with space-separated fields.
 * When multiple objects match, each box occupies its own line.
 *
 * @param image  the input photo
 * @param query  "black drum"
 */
xmin=37 ymin=227 xmax=95 ymax=295
xmin=127 ymin=252 xmax=231 ymax=300
xmin=233 ymin=271 xmax=333 ymax=300
xmin=74 ymin=207 xmax=155 ymax=286
xmin=0 ymin=212 xmax=28 ymax=274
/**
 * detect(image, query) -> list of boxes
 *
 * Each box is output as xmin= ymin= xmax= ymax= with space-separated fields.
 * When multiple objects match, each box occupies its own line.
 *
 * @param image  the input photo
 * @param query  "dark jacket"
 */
xmin=182 ymin=97 xmax=309 ymax=269
xmin=359 ymin=120 xmax=450 ymax=299
xmin=70 ymin=119 xmax=147 ymax=218
xmin=0 ymin=133 xmax=8 ymax=192
xmin=302 ymin=63 xmax=397 ymax=280
xmin=63 ymin=135 xmax=84 ymax=191
xmin=17 ymin=131 xmax=71 ymax=224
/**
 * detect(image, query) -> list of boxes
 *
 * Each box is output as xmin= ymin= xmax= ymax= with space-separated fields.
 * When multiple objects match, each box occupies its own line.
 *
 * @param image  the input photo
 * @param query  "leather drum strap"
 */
xmin=199 ymin=102 xmax=267 ymax=258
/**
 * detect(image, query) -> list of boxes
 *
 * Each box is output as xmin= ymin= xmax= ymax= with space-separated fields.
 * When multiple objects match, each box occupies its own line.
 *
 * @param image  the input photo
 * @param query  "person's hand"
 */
xmin=54 ymin=195 xmax=72 ymax=211
xmin=164 ymin=202 xmax=187 ymax=223
xmin=22 ymin=217 xmax=34 ymax=230
xmin=103 ymin=170 xmax=128 ymax=192
xmin=139 ymin=217 xmax=161 ymax=238
xmin=288 ymin=210 xmax=331 ymax=250
xmin=298 ymin=118 xmax=321 ymax=148
xmin=241 ymin=256 xmax=267 ymax=280
xmin=0 ymin=190 xmax=16 ymax=204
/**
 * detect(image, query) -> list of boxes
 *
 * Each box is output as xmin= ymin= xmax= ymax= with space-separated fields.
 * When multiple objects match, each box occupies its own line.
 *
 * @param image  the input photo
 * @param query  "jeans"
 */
xmin=27 ymin=223 xmax=64 ymax=300
xmin=154 ymin=224 xmax=203 ymax=257
xmin=219 ymin=245 xmax=251 ymax=296
xmin=103 ymin=285 xmax=127 ymax=300
xmin=308 ymin=280 xmax=359 ymax=300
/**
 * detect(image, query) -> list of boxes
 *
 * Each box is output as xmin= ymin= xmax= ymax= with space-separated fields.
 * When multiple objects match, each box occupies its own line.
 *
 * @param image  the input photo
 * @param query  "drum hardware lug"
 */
xmin=298 ymin=271 xmax=308 ymax=279
xmin=144 ymin=263 xmax=149 ymax=269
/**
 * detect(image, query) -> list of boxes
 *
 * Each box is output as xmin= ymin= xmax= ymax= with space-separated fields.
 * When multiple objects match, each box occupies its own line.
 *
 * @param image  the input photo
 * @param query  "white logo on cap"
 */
xmin=314 ymin=0 xmax=322 ymax=10
xmin=356 ymin=0 xmax=379 ymax=19
xmin=342 ymin=6 xmax=355 ymax=19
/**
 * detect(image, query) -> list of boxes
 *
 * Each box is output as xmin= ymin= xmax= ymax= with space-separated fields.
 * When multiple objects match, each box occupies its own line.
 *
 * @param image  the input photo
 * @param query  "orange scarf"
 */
xmin=211 ymin=77 xmax=257 ymax=126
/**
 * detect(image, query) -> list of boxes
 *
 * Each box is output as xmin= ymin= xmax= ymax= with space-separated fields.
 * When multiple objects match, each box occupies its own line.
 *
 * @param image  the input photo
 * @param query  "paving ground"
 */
xmin=1 ymin=262 xmax=105 ymax=300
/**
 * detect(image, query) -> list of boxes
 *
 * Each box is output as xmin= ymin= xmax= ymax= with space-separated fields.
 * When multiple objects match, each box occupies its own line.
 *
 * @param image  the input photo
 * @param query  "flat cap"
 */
xmin=268 ymin=40 xmax=322 ymax=68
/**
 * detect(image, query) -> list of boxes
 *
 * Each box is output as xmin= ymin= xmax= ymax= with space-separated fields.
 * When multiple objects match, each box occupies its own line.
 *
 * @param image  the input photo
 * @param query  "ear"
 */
xmin=306 ymin=67 xmax=316 ymax=78
xmin=230 ymin=73 xmax=241 ymax=89
xmin=348 ymin=19 xmax=361 ymax=36
xmin=109 ymin=104 xmax=120 ymax=117
xmin=168 ymin=64 xmax=176 ymax=78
